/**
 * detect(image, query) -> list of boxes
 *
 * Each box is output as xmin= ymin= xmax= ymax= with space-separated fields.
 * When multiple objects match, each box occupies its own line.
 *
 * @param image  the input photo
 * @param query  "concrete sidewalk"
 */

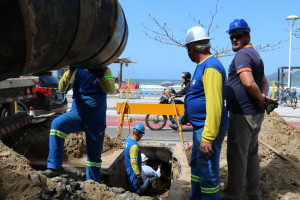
xmin=273 ymin=105 xmax=300 ymax=122
xmin=273 ymin=105 xmax=300 ymax=130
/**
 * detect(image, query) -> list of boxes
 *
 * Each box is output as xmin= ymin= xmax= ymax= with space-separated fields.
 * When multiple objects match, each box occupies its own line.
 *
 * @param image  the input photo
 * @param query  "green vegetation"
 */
xmin=267 ymin=70 xmax=300 ymax=87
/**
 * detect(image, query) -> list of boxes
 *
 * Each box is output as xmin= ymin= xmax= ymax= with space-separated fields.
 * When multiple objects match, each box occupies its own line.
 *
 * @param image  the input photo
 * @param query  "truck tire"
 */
xmin=0 ymin=102 xmax=28 ymax=118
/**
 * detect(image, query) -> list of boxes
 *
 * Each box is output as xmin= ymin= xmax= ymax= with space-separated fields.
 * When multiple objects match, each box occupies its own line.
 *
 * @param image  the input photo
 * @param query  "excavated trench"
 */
xmin=101 ymin=146 xmax=179 ymax=196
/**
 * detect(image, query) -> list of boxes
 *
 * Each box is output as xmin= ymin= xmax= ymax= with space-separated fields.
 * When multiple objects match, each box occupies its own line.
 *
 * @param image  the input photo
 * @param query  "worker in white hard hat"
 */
xmin=139 ymin=153 xmax=162 ymax=194
xmin=183 ymin=26 xmax=229 ymax=200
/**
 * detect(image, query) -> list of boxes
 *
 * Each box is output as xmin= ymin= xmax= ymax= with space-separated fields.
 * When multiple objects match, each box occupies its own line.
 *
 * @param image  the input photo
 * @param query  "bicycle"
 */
xmin=288 ymin=89 xmax=297 ymax=109
xmin=275 ymin=88 xmax=297 ymax=109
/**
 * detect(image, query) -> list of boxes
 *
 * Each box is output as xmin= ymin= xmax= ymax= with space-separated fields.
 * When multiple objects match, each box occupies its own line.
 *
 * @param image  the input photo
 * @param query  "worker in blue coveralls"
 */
xmin=39 ymin=65 xmax=114 ymax=182
xmin=184 ymin=26 xmax=229 ymax=200
xmin=124 ymin=123 xmax=145 ymax=194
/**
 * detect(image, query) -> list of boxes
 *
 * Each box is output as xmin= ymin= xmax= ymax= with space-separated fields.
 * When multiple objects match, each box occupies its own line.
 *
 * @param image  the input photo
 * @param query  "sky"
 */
xmin=109 ymin=0 xmax=300 ymax=81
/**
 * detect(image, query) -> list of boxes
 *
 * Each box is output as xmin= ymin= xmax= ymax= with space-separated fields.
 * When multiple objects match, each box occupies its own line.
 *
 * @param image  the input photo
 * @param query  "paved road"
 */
xmin=105 ymin=126 xmax=193 ymax=143
xmin=66 ymin=93 xmax=193 ymax=143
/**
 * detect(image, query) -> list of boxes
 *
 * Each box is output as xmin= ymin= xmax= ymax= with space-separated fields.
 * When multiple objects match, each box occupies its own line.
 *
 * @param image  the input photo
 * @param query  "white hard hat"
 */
xmin=185 ymin=26 xmax=211 ymax=46
xmin=141 ymin=153 xmax=148 ymax=162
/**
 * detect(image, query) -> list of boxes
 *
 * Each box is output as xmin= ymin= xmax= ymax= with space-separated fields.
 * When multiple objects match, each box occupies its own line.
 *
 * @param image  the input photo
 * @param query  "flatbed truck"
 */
xmin=0 ymin=77 xmax=38 ymax=135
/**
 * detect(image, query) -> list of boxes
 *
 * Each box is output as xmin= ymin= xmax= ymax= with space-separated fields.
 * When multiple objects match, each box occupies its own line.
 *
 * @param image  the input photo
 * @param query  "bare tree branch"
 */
xmin=294 ymin=28 xmax=300 ymax=49
xmin=142 ymin=0 xmax=285 ymax=57
xmin=295 ymin=27 xmax=300 ymax=38
xmin=141 ymin=14 xmax=184 ymax=47
xmin=188 ymin=0 xmax=222 ymax=35
xmin=208 ymin=0 xmax=222 ymax=35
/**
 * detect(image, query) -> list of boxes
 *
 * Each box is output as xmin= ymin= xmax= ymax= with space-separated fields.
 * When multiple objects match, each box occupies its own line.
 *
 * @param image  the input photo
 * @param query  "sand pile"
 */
xmin=219 ymin=112 xmax=300 ymax=200
xmin=0 ymin=140 xmax=42 ymax=200
xmin=258 ymin=112 xmax=300 ymax=200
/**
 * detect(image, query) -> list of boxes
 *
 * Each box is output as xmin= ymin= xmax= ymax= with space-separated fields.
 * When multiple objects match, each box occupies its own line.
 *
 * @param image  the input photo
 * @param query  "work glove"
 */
xmin=88 ymin=68 xmax=105 ymax=79
xmin=137 ymin=177 xmax=144 ymax=186
xmin=264 ymin=98 xmax=279 ymax=115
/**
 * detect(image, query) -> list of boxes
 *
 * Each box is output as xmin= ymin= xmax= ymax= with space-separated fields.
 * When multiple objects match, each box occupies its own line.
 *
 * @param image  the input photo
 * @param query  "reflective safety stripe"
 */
xmin=130 ymin=157 xmax=138 ymax=160
xmin=105 ymin=76 xmax=113 ymax=79
xmin=86 ymin=161 xmax=102 ymax=168
xmin=191 ymin=174 xmax=201 ymax=183
xmin=201 ymin=185 xmax=220 ymax=194
xmin=50 ymin=129 xmax=67 ymax=139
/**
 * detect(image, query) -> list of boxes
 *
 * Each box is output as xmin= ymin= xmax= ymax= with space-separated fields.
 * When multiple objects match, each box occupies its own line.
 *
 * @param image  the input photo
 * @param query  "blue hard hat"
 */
xmin=133 ymin=123 xmax=145 ymax=134
xmin=226 ymin=19 xmax=251 ymax=34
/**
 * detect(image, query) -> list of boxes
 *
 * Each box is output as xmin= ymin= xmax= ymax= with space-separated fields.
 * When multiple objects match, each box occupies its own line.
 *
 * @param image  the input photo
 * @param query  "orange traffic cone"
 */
xmin=29 ymin=106 xmax=35 ymax=117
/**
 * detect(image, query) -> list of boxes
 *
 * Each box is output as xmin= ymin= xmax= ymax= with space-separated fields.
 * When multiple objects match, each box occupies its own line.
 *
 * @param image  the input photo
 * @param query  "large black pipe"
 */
xmin=0 ymin=0 xmax=128 ymax=81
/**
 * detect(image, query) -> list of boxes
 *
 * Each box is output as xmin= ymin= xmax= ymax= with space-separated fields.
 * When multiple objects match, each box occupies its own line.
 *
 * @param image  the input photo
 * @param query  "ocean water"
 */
xmin=128 ymin=79 xmax=183 ymax=96
xmin=126 ymin=78 xmax=300 ymax=97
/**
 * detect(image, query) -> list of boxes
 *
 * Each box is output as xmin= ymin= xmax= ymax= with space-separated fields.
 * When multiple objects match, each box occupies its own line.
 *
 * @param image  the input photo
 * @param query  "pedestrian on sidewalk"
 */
xmin=39 ymin=66 xmax=114 ymax=182
xmin=222 ymin=19 xmax=269 ymax=200
xmin=124 ymin=124 xmax=145 ymax=194
xmin=184 ymin=26 xmax=229 ymax=200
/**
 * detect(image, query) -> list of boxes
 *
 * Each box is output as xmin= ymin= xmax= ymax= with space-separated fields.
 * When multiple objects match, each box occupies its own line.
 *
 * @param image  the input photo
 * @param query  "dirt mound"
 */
xmin=0 ymin=140 xmax=41 ymax=200
xmin=64 ymin=132 xmax=122 ymax=161
xmin=64 ymin=132 xmax=86 ymax=161
xmin=259 ymin=112 xmax=300 ymax=200
xmin=103 ymin=135 xmax=123 ymax=155
xmin=219 ymin=112 xmax=300 ymax=200
xmin=260 ymin=112 xmax=300 ymax=161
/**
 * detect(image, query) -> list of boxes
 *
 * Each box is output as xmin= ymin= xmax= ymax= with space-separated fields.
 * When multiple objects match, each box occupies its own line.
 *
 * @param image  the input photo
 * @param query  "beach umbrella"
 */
xmin=161 ymin=81 xmax=174 ymax=87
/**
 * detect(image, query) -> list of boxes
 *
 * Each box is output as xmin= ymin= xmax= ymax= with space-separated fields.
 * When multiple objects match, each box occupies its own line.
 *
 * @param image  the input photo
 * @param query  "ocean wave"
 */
xmin=139 ymin=84 xmax=182 ymax=89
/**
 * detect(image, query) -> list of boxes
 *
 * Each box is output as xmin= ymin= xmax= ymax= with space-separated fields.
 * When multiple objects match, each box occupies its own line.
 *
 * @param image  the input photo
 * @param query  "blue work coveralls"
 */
xmin=185 ymin=56 xmax=228 ymax=200
xmin=47 ymin=68 xmax=111 ymax=182
xmin=124 ymin=137 xmax=142 ymax=194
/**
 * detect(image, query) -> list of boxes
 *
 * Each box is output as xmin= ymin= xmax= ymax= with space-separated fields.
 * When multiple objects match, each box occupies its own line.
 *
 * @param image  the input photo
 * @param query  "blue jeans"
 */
xmin=190 ymin=122 xmax=228 ymax=200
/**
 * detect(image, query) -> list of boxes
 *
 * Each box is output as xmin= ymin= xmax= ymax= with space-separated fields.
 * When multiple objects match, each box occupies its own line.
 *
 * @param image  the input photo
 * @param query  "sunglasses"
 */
xmin=138 ymin=131 xmax=144 ymax=135
xmin=230 ymin=34 xmax=245 ymax=40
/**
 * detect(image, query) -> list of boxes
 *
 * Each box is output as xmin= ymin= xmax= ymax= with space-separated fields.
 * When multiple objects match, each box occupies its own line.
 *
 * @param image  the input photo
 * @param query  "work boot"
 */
xmin=38 ymin=168 xmax=63 ymax=178
xmin=169 ymin=124 xmax=178 ymax=131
